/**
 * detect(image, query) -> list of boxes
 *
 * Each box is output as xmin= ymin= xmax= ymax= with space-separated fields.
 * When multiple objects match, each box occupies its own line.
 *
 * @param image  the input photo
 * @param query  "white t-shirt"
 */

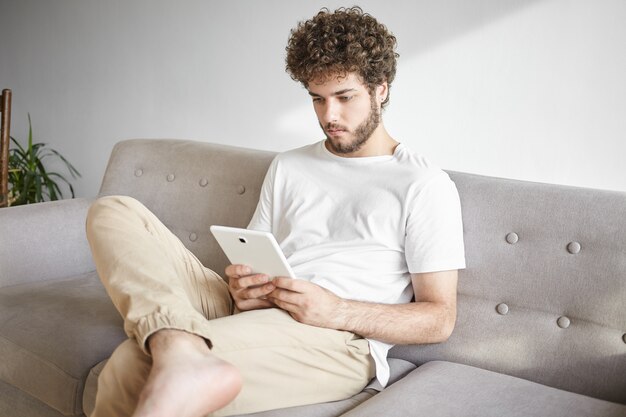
xmin=247 ymin=140 xmax=466 ymax=387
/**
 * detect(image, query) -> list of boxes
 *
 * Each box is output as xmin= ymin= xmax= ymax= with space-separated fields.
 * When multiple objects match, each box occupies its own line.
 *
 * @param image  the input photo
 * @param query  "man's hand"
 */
xmin=268 ymin=277 xmax=344 ymax=329
xmin=269 ymin=270 xmax=458 ymax=345
xmin=225 ymin=264 xmax=276 ymax=312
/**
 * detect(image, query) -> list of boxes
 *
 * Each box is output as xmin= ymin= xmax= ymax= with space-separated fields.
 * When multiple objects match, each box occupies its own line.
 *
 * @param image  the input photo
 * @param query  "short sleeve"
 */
xmin=405 ymin=172 xmax=466 ymax=273
xmin=247 ymin=157 xmax=277 ymax=233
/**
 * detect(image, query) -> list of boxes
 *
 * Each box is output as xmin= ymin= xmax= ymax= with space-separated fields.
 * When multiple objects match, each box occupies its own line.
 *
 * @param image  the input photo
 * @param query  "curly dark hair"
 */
xmin=285 ymin=6 xmax=399 ymax=108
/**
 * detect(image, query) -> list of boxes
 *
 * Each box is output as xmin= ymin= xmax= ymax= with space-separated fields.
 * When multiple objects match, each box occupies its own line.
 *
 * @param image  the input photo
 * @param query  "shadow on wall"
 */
xmin=374 ymin=0 xmax=544 ymax=55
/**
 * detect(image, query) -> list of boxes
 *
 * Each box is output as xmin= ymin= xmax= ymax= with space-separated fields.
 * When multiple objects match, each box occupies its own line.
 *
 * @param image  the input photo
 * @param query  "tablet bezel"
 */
xmin=210 ymin=225 xmax=295 ymax=279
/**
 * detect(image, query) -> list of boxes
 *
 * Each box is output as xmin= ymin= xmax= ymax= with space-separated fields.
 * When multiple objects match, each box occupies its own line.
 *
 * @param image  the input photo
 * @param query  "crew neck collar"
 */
xmin=319 ymin=140 xmax=402 ymax=163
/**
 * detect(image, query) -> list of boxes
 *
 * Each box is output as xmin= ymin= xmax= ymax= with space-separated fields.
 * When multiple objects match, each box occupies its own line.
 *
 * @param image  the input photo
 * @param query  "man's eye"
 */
xmin=339 ymin=96 xmax=353 ymax=102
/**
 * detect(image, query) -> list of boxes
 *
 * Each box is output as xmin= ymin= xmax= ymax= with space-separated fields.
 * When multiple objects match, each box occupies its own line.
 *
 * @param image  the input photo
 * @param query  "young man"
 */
xmin=86 ymin=7 xmax=465 ymax=417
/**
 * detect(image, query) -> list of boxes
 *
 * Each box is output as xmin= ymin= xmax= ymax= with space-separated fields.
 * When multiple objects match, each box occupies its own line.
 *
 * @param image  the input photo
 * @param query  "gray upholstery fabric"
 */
xmin=363 ymin=357 xmax=417 ymax=392
xmin=237 ymin=390 xmax=377 ymax=417
xmin=82 ymin=360 xmax=106 ymax=417
xmin=0 ymin=272 xmax=126 ymax=415
xmin=342 ymin=361 xmax=626 ymax=417
xmin=98 ymin=139 xmax=276 ymax=277
xmin=0 ymin=198 xmax=95 ymax=288
xmin=391 ymin=171 xmax=626 ymax=404
xmin=0 ymin=379 xmax=67 ymax=417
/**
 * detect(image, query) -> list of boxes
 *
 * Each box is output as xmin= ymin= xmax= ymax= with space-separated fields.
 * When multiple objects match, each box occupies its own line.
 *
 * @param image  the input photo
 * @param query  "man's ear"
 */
xmin=377 ymin=82 xmax=389 ymax=103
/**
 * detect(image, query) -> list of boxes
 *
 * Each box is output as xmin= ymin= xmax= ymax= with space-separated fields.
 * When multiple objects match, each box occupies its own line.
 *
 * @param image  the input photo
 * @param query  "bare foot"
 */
xmin=133 ymin=330 xmax=242 ymax=417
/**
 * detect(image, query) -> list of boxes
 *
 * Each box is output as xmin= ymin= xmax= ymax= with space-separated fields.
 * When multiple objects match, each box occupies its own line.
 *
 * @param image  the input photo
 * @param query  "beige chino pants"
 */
xmin=86 ymin=195 xmax=374 ymax=417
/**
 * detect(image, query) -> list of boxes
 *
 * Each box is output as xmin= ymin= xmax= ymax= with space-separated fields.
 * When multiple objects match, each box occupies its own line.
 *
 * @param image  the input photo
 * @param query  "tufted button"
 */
xmin=496 ymin=303 xmax=509 ymax=315
xmin=557 ymin=316 xmax=571 ymax=329
xmin=166 ymin=174 xmax=175 ymax=182
xmin=623 ymin=334 xmax=626 ymax=344
xmin=189 ymin=232 xmax=198 ymax=242
xmin=237 ymin=185 xmax=246 ymax=195
xmin=134 ymin=169 xmax=143 ymax=177
xmin=505 ymin=232 xmax=519 ymax=244
xmin=567 ymin=241 xmax=581 ymax=254
xmin=199 ymin=178 xmax=209 ymax=187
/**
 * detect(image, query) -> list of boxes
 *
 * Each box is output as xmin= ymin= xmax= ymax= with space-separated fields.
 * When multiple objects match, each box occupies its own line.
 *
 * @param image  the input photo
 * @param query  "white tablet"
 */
xmin=210 ymin=225 xmax=295 ymax=279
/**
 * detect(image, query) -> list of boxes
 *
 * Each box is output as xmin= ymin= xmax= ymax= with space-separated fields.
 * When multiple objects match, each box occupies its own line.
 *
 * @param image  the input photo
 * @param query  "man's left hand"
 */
xmin=268 ymin=277 xmax=344 ymax=329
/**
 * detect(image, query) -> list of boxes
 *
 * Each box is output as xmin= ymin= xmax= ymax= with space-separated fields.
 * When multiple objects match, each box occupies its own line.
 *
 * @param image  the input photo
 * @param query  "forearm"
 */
xmin=332 ymin=298 xmax=456 ymax=345
xmin=267 ymin=273 xmax=457 ymax=344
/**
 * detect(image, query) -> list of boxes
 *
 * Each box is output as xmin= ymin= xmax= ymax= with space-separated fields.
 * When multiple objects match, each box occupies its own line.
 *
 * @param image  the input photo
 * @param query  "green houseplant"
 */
xmin=7 ymin=115 xmax=81 ymax=206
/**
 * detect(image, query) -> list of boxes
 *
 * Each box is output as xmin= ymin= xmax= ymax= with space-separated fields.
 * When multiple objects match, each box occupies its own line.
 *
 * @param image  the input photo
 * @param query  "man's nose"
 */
xmin=321 ymin=100 xmax=338 ymax=124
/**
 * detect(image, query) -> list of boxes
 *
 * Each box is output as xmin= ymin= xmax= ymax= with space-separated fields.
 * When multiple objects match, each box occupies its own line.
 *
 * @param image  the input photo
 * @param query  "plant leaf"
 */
xmin=8 ymin=115 xmax=80 ymax=205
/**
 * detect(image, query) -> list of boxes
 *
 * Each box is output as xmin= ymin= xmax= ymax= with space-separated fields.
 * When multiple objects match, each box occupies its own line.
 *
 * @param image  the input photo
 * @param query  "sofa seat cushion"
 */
xmin=342 ymin=361 xmax=626 ymax=417
xmin=0 ymin=272 xmax=126 ymax=416
xmin=83 ymin=356 xmax=416 ymax=417
xmin=0 ymin=378 xmax=66 ymax=417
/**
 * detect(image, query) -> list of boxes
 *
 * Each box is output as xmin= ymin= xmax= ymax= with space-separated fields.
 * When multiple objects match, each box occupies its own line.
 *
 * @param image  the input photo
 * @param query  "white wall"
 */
xmin=1 ymin=0 xmax=625 ymax=198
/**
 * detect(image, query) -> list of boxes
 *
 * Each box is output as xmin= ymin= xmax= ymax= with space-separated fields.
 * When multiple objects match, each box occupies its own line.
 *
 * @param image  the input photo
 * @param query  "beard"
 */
xmin=322 ymin=94 xmax=381 ymax=155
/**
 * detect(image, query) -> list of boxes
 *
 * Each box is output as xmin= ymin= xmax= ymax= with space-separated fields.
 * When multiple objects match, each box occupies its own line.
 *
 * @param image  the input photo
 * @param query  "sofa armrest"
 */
xmin=0 ymin=198 xmax=95 ymax=288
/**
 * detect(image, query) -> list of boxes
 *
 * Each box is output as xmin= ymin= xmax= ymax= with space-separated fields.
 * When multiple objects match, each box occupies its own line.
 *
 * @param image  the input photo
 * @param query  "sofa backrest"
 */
xmin=392 ymin=171 xmax=626 ymax=405
xmin=99 ymin=139 xmax=275 ymax=277
xmin=99 ymin=139 xmax=626 ymax=404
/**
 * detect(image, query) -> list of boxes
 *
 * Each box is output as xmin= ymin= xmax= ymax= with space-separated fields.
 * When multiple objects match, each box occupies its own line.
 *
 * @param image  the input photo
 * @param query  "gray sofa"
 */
xmin=1 ymin=138 xmax=625 ymax=417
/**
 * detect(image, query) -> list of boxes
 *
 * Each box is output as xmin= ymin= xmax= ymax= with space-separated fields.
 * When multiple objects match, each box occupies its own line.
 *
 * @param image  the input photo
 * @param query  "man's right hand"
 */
xmin=225 ymin=264 xmax=276 ymax=311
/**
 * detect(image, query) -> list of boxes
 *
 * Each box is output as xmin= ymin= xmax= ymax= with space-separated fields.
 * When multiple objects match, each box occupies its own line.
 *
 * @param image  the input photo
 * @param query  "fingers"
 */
xmin=225 ymin=265 xmax=314 ymax=314
xmin=225 ymin=264 xmax=252 ymax=278
xmin=272 ymin=276 xmax=307 ymax=292
xmin=268 ymin=287 xmax=298 ymax=304
xmin=264 ymin=278 xmax=310 ymax=307
xmin=229 ymin=279 xmax=276 ymax=311
xmin=230 ymin=273 xmax=271 ymax=291
xmin=230 ymin=276 xmax=275 ymax=301
xmin=225 ymin=264 xmax=270 ymax=291
xmin=226 ymin=264 xmax=279 ymax=312
xmin=242 ymin=281 xmax=276 ymax=299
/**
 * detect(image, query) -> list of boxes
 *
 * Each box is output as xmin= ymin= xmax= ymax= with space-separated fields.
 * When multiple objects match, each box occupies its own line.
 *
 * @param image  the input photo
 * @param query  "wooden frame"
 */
xmin=1 ymin=89 xmax=12 ymax=208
